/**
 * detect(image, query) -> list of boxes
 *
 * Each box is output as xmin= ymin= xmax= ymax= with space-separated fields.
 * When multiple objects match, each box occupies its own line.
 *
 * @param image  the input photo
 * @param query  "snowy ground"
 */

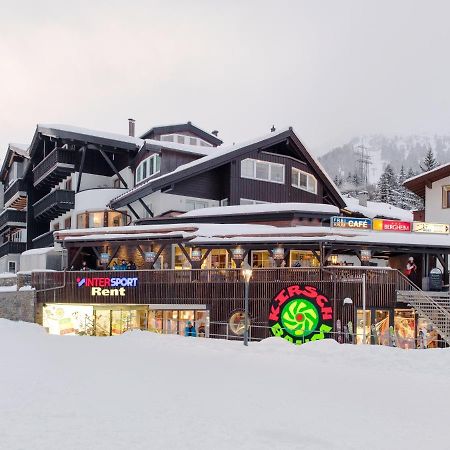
xmin=1 ymin=320 xmax=449 ymax=450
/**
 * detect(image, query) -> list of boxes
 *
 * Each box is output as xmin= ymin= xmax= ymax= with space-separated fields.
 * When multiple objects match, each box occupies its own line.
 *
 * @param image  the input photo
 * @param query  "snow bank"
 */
xmin=0 ymin=319 xmax=449 ymax=449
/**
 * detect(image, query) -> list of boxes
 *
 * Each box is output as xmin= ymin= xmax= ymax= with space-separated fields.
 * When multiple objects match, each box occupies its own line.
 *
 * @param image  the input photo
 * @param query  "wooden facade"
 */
xmin=33 ymin=267 xmax=416 ymax=340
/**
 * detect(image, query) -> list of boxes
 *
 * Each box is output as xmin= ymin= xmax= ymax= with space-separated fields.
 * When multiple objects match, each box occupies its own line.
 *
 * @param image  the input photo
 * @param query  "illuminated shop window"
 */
xmin=251 ymin=250 xmax=271 ymax=268
xmin=289 ymin=250 xmax=320 ymax=268
xmin=291 ymin=167 xmax=317 ymax=194
xmin=77 ymin=211 xmax=126 ymax=229
xmin=356 ymin=309 xmax=371 ymax=344
xmin=394 ymin=309 xmax=416 ymax=349
xmin=374 ymin=310 xmax=390 ymax=346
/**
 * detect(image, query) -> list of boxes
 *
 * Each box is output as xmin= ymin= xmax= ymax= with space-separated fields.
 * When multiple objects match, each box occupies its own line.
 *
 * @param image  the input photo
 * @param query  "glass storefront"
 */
xmin=356 ymin=310 xmax=371 ymax=344
xmin=394 ymin=309 xmax=416 ymax=349
xmin=43 ymin=304 xmax=209 ymax=337
xmin=289 ymin=250 xmax=320 ymax=268
xmin=374 ymin=310 xmax=390 ymax=346
xmin=417 ymin=318 xmax=438 ymax=349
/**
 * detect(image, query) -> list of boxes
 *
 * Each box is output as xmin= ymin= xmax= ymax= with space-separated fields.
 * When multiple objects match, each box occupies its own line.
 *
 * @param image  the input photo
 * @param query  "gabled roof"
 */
xmin=29 ymin=124 xmax=144 ymax=157
xmin=403 ymin=163 xmax=450 ymax=198
xmin=110 ymin=127 xmax=346 ymax=209
xmin=0 ymin=143 xmax=30 ymax=181
xmin=139 ymin=122 xmax=223 ymax=146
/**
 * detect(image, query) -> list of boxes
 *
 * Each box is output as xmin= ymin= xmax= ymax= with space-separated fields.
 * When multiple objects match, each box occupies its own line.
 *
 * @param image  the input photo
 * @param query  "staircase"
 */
xmin=397 ymin=278 xmax=450 ymax=345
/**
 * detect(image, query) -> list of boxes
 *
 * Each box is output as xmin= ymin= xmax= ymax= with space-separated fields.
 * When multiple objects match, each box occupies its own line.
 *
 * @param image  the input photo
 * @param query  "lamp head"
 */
xmin=242 ymin=268 xmax=253 ymax=283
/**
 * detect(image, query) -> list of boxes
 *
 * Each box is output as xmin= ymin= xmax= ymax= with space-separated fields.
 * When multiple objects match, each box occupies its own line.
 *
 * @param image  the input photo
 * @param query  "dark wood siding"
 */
xmin=229 ymin=150 xmax=325 ymax=205
xmin=160 ymin=149 xmax=202 ymax=175
xmin=170 ymin=165 xmax=229 ymax=200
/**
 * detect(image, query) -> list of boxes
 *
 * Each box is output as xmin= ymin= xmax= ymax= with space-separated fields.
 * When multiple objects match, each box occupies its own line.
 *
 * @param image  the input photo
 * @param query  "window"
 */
xmin=135 ymin=154 xmax=161 ymax=184
xmin=220 ymin=198 xmax=229 ymax=206
xmin=53 ymin=223 xmax=60 ymax=231
xmin=108 ymin=212 xmax=124 ymax=227
xmin=89 ymin=212 xmax=104 ymax=228
xmin=186 ymin=199 xmax=209 ymax=211
xmin=291 ymin=167 xmax=317 ymax=194
xmin=240 ymin=198 xmax=268 ymax=205
xmin=77 ymin=213 xmax=87 ymax=229
xmin=160 ymin=134 xmax=212 ymax=147
xmin=240 ymin=158 xmax=285 ymax=184
xmin=8 ymin=261 xmax=16 ymax=273
xmin=64 ymin=217 xmax=71 ymax=229
xmin=65 ymin=177 xmax=72 ymax=191
xmin=442 ymin=186 xmax=450 ymax=208
xmin=114 ymin=178 xmax=121 ymax=188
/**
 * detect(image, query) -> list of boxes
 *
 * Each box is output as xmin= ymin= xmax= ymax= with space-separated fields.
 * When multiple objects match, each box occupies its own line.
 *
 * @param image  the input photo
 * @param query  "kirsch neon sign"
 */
xmin=268 ymin=284 xmax=333 ymax=345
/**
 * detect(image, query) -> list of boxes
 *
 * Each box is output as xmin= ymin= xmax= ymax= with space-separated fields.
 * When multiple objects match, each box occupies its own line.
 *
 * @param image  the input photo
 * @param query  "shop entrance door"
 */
xmin=94 ymin=310 xmax=111 ymax=336
xmin=374 ymin=310 xmax=390 ymax=345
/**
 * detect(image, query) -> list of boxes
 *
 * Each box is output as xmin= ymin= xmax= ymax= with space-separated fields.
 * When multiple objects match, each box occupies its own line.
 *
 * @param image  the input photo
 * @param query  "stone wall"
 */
xmin=0 ymin=291 xmax=36 ymax=323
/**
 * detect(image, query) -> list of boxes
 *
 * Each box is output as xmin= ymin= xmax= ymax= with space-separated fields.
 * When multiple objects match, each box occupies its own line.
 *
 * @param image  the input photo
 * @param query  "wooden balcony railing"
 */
xmin=33 ymin=148 xmax=75 ymax=186
xmin=0 ymin=209 xmax=26 ymax=233
xmin=32 ymin=230 xmax=55 ymax=248
xmin=0 ymin=241 xmax=26 ymax=258
xmin=33 ymin=189 xmax=75 ymax=221
xmin=4 ymin=178 xmax=26 ymax=205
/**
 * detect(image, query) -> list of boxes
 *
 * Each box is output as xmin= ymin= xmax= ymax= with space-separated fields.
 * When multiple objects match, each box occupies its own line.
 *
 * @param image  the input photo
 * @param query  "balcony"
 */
xmin=32 ymin=230 xmax=55 ymax=248
xmin=0 ymin=209 xmax=26 ymax=234
xmin=0 ymin=241 xmax=26 ymax=258
xmin=33 ymin=189 xmax=75 ymax=222
xmin=4 ymin=178 xmax=27 ymax=209
xmin=33 ymin=148 xmax=75 ymax=188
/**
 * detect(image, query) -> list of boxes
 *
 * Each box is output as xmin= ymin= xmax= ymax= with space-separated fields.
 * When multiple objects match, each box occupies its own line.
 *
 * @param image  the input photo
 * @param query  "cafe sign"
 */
xmin=331 ymin=216 xmax=372 ymax=229
xmin=412 ymin=222 xmax=450 ymax=234
xmin=77 ymin=276 xmax=138 ymax=297
xmin=372 ymin=219 xmax=411 ymax=232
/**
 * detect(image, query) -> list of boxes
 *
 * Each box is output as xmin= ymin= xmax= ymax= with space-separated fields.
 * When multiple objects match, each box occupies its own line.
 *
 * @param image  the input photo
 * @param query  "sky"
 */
xmin=1 ymin=0 xmax=450 ymax=159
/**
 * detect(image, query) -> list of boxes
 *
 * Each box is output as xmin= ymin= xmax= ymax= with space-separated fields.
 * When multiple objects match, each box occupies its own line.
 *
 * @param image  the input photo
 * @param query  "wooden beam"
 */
xmin=149 ymin=244 xmax=166 ymax=269
xmin=76 ymin=146 xmax=86 ymax=193
xmin=97 ymin=147 xmax=129 ymax=188
xmin=69 ymin=246 xmax=83 ymax=268
xmin=178 ymin=244 xmax=192 ymax=265
xmin=138 ymin=198 xmax=154 ymax=218
xmin=127 ymin=203 xmax=140 ymax=220
xmin=106 ymin=245 xmax=120 ymax=268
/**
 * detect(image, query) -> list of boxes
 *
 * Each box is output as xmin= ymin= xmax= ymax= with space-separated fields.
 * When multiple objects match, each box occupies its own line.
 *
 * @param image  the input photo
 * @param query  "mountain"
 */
xmin=319 ymin=134 xmax=450 ymax=184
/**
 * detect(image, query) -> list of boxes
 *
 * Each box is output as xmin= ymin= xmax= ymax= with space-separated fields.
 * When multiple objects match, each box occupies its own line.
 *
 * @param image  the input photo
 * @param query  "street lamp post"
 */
xmin=242 ymin=268 xmax=253 ymax=346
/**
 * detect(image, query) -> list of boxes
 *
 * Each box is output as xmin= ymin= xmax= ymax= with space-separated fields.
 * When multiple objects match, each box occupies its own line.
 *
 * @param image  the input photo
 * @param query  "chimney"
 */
xmin=128 ymin=118 xmax=135 ymax=137
xmin=211 ymin=130 xmax=219 ymax=137
xmin=358 ymin=191 xmax=369 ymax=207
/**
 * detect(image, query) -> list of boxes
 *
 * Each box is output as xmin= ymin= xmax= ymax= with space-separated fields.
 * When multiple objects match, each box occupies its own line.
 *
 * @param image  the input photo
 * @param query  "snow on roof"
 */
xmin=404 ymin=162 xmax=450 ymax=184
xmin=21 ymin=247 xmax=60 ymax=256
xmin=37 ymin=124 xmax=144 ymax=147
xmin=145 ymin=139 xmax=210 ymax=156
xmin=111 ymin=127 xmax=292 ymax=204
xmin=9 ymin=143 xmax=29 ymax=158
xmin=58 ymin=222 xmax=450 ymax=249
xmin=181 ymin=203 xmax=340 ymax=218
xmin=344 ymin=196 xmax=413 ymax=222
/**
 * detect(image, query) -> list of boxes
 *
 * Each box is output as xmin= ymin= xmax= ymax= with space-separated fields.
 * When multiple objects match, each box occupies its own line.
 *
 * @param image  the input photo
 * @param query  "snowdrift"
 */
xmin=0 ymin=319 xmax=449 ymax=450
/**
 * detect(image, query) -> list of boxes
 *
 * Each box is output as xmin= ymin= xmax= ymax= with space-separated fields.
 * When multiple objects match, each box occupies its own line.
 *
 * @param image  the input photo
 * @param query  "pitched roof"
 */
xmin=110 ymin=127 xmax=346 ymax=209
xmin=403 ymin=163 xmax=450 ymax=198
xmin=0 ymin=143 xmax=30 ymax=181
xmin=139 ymin=122 xmax=223 ymax=146
xmin=28 ymin=124 xmax=144 ymax=157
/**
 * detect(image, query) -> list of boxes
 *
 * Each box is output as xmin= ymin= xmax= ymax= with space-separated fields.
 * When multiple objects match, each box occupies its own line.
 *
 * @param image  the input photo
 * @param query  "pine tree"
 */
xmin=397 ymin=165 xmax=408 ymax=209
xmin=420 ymin=146 xmax=439 ymax=172
xmin=376 ymin=165 xmax=398 ymax=204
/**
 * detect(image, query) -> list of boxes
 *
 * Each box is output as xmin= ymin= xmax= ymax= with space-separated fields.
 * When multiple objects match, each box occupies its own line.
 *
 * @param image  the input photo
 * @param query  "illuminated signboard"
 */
xmin=372 ymin=219 xmax=411 ymax=232
xmin=77 ymin=277 xmax=138 ymax=297
xmin=331 ymin=216 xmax=371 ymax=229
xmin=360 ymin=249 xmax=371 ymax=261
xmin=412 ymin=222 xmax=450 ymax=234
xmin=268 ymin=284 xmax=333 ymax=345
xmin=145 ymin=252 xmax=156 ymax=263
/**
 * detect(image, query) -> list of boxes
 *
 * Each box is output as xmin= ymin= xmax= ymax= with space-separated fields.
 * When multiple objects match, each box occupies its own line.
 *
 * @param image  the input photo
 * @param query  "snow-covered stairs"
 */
xmin=397 ymin=289 xmax=450 ymax=345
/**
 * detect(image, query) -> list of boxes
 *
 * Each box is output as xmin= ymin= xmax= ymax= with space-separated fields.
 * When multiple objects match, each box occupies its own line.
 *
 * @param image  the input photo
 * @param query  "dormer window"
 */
xmin=135 ymin=154 xmax=161 ymax=184
xmin=160 ymin=133 xmax=212 ymax=147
